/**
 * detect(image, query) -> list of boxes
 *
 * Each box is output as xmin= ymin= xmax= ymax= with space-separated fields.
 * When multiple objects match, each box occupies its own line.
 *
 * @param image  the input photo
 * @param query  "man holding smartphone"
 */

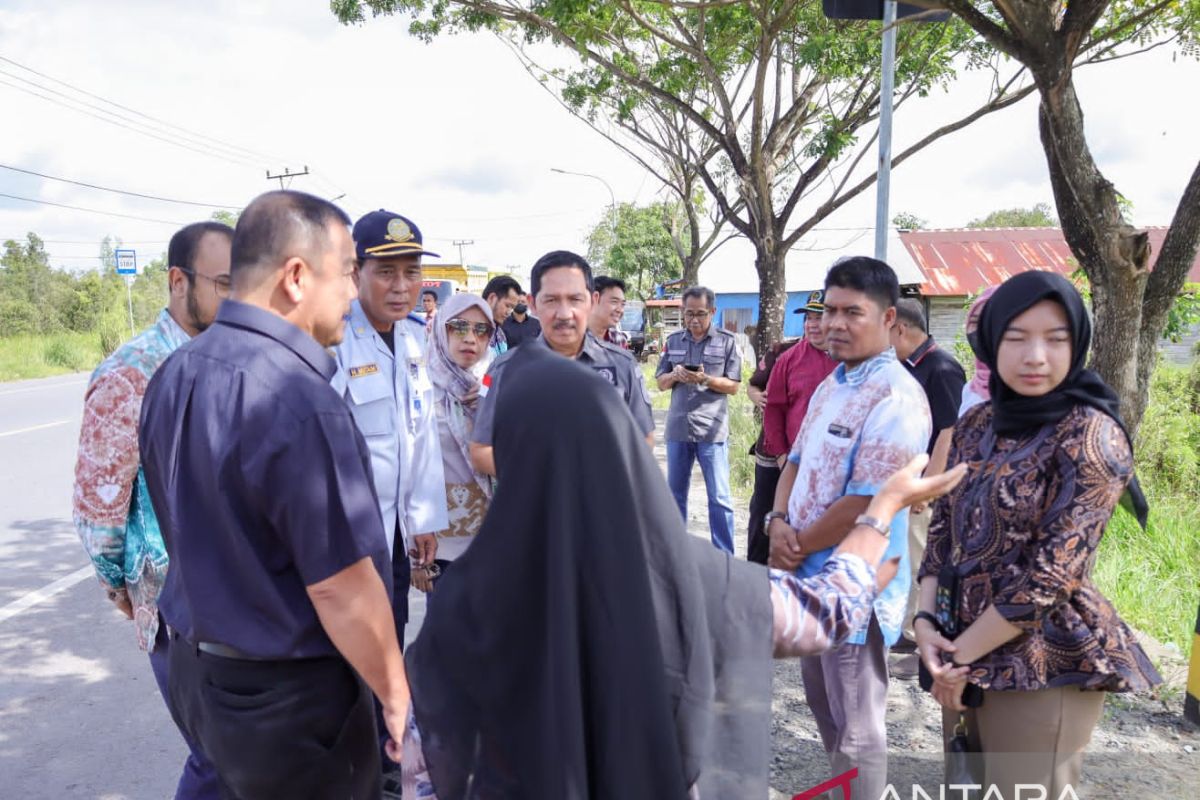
xmin=655 ymin=285 xmax=742 ymax=553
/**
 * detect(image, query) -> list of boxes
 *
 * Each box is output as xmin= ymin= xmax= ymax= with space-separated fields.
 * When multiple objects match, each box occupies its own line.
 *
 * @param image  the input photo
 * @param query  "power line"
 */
xmin=0 ymin=163 xmax=240 ymax=209
xmin=0 ymin=55 xmax=288 ymax=164
xmin=0 ymin=192 xmax=187 ymax=226
xmin=0 ymin=238 xmax=169 ymax=245
xmin=0 ymin=75 xmax=262 ymax=169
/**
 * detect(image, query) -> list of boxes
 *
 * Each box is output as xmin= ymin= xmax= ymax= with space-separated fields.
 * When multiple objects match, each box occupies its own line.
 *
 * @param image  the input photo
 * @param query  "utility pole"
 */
xmin=452 ymin=239 xmax=474 ymax=266
xmin=265 ymin=166 xmax=310 ymax=190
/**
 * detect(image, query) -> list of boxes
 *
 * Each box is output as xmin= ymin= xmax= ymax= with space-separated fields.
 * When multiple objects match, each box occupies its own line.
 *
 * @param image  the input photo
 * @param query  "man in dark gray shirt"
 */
xmin=139 ymin=191 xmax=409 ymax=799
xmin=470 ymin=251 xmax=654 ymax=476
xmin=655 ymin=286 xmax=742 ymax=553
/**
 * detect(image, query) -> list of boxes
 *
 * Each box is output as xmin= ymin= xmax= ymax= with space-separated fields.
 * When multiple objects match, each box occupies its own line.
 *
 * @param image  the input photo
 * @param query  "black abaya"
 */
xmin=404 ymin=344 xmax=773 ymax=799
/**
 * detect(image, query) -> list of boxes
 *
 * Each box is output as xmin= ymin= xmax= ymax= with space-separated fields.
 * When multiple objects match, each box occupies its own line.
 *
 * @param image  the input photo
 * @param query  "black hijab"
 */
xmin=404 ymin=344 xmax=773 ymax=798
xmin=972 ymin=270 xmax=1149 ymax=527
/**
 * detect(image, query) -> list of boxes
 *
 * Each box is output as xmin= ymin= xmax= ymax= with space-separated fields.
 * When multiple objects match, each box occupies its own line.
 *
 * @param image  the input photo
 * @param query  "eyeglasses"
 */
xmin=177 ymin=267 xmax=232 ymax=299
xmin=446 ymin=319 xmax=493 ymax=339
xmin=683 ymin=310 xmax=710 ymax=320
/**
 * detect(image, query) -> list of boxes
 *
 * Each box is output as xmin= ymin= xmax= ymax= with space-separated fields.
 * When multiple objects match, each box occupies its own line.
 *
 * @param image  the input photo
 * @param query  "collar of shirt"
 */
xmin=346 ymin=300 xmax=399 ymax=358
xmin=155 ymin=308 xmax=192 ymax=352
xmin=214 ymin=300 xmax=337 ymax=380
xmin=904 ymin=335 xmax=938 ymax=368
xmin=834 ymin=346 xmax=898 ymax=388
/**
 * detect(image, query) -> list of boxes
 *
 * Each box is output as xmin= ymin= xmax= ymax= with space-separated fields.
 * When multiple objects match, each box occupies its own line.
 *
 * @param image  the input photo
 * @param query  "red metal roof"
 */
xmin=898 ymin=227 xmax=1200 ymax=296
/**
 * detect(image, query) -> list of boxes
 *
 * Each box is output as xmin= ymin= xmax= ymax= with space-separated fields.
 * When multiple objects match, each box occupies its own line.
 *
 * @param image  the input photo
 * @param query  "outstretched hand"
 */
xmin=870 ymin=454 xmax=967 ymax=522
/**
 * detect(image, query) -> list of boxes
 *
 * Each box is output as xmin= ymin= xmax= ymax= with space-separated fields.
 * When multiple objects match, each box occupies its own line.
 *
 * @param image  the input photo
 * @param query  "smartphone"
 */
xmin=683 ymin=364 xmax=701 ymax=372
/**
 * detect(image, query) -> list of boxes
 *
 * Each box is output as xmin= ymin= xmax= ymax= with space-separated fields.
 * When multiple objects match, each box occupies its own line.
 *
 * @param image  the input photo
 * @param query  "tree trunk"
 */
xmin=1037 ymin=81 xmax=1152 ymax=432
xmin=753 ymin=240 xmax=787 ymax=359
xmin=681 ymin=252 xmax=700 ymax=288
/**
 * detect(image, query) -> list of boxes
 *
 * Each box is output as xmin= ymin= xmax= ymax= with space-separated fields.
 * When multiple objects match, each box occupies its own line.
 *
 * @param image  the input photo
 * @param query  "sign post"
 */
xmin=821 ymin=2 xmax=949 ymax=261
xmin=115 ymin=249 xmax=138 ymax=337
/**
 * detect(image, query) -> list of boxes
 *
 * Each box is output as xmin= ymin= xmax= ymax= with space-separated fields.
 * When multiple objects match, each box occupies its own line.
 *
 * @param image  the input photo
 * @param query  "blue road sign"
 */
xmin=115 ymin=248 xmax=137 ymax=275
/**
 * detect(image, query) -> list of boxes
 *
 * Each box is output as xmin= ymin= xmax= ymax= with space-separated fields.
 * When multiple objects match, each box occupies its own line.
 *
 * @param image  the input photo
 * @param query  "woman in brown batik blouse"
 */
xmin=916 ymin=271 xmax=1160 ymax=799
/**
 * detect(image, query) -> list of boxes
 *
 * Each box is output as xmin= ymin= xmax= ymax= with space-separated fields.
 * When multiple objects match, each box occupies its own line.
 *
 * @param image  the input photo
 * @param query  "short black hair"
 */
xmin=421 ymin=289 xmax=438 ymax=301
xmin=895 ymin=297 xmax=927 ymax=332
xmin=824 ymin=256 xmax=899 ymax=311
xmin=230 ymin=190 xmax=351 ymax=287
xmin=168 ymin=221 xmax=233 ymax=284
xmin=530 ymin=251 xmax=593 ymax=297
xmin=593 ymin=275 xmax=626 ymax=295
xmin=483 ymin=274 xmax=522 ymax=303
xmin=681 ymin=285 xmax=715 ymax=309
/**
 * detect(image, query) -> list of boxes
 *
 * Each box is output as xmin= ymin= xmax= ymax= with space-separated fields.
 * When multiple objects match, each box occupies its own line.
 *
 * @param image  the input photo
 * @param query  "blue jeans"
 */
xmin=666 ymin=440 xmax=736 ymax=554
xmin=148 ymin=623 xmax=222 ymax=800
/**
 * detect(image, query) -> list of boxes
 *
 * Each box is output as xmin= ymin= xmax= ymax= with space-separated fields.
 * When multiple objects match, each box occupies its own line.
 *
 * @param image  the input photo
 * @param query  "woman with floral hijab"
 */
xmin=412 ymin=292 xmax=496 ymax=592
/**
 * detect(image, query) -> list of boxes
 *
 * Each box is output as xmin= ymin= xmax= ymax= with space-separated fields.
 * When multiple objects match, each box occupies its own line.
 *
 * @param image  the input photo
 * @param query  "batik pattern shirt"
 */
xmin=72 ymin=309 xmax=189 ymax=652
xmin=920 ymin=403 xmax=1161 ymax=692
xmin=785 ymin=348 xmax=930 ymax=646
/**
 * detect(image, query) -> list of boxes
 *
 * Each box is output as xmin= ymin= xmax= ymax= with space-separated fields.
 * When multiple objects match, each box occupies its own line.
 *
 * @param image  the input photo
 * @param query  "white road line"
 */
xmin=0 ymin=565 xmax=95 ymax=624
xmin=0 ymin=419 xmax=73 ymax=438
xmin=0 ymin=378 xmax=87 ymax=397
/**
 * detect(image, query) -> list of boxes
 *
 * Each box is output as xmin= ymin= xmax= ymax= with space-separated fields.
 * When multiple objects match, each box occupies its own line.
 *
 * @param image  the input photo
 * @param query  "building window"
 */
xmin=722 ymin=307 xmax=753 ymax=334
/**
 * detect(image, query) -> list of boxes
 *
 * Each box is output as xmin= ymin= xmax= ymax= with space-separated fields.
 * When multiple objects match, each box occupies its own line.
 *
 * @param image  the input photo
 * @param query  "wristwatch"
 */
xmin=763 ymin=511 xmax=788 ymax=535
xmin=854 ymin=513 xmax=890 ymax=537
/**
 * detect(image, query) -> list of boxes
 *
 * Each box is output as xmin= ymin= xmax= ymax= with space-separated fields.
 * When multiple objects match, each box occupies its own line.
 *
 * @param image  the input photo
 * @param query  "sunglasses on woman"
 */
xmin=445 ymin=319 xmax=493 ymax=339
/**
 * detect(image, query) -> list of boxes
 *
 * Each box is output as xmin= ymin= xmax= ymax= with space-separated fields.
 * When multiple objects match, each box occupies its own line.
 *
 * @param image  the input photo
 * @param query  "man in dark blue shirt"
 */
xmin=139 ymin=190 xmax=409 ymax=799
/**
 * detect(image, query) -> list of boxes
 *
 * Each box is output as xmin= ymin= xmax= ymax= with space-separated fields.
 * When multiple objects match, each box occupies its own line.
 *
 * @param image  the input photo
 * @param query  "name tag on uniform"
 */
xmin=828 ymin=423 xmax=853 ymax=439
xmin=593 ymin=366 xmax=617 ymax=386
xmin=349 ymin=363 xmax=379 ymax=379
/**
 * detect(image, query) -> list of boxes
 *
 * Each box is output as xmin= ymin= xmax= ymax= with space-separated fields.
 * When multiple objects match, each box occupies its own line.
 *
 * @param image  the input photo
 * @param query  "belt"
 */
xmin=196 ymin=641 xmax=273 ymax=661
xmin=165 ymin=623 xmax=273 ymax=661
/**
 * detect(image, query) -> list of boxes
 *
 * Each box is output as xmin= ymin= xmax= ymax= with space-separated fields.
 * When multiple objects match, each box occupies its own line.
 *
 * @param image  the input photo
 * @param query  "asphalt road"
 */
xmin=0 ymin=372 xmax=428 ymax=799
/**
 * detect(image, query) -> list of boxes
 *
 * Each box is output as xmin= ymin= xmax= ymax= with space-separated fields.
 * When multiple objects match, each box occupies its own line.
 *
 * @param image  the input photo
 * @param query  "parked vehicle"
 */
xmin=620 ymin=300 xmax=647 ymax=357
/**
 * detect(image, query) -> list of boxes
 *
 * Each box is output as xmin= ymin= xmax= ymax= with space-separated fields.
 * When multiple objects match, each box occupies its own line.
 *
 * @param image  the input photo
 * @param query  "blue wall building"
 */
xmin=712 ymin=290 xmax=820 ymax=339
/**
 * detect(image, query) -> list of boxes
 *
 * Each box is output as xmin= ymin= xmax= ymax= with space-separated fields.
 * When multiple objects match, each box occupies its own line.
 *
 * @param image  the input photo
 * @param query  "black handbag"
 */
xmin=945 ymin=713 xmax=984 ymax=795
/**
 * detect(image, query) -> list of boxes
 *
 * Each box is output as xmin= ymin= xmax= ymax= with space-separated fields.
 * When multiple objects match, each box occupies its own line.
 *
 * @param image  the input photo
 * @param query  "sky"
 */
xmin=1 ymin=0 xmax=1197 ymax=281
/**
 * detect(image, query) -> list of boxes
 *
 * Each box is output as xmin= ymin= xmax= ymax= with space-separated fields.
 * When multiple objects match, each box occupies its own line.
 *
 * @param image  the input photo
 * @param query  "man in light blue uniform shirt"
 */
xmin=330 ymin=209 xmax=448 ymax=793
xmin=330 ymin=209 xmax=448 ymax=645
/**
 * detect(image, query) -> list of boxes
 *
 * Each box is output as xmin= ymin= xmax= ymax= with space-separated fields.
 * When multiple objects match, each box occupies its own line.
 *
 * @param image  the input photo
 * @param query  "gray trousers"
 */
xmin=800 ymin=614 xmax=889 ymax=800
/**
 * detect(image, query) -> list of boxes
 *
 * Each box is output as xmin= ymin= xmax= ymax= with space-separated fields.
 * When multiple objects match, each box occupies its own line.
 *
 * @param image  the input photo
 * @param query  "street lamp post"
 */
xmin=550 ymin=167 xmax=618 ymax=239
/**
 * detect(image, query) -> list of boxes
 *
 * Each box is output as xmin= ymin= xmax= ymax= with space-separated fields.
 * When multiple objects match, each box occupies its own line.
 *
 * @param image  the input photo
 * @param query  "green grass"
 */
xmin=0 ymin=331 xmax=104 ymax=382
xmin=1094 ymin=497 xmax=1199 ymax=652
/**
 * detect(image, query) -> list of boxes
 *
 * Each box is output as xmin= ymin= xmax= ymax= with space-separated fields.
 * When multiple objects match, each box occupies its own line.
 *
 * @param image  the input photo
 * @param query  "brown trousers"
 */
xmin=942 ymin=686 xmax=1106 ymax=799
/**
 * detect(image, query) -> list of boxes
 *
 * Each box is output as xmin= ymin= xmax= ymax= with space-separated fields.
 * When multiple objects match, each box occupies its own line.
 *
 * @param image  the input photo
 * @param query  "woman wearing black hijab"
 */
xmin=397 ymin=343 xmax=964 ymax=799
xmin=916 ymin=271 xmax=1160 ymax=798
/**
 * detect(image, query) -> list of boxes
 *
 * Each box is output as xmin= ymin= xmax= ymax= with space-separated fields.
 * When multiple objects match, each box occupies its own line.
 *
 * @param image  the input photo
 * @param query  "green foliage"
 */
xmin=892 ymin=211 xmax=927 ymax=231
xmin=966 ymin=202 xmax=1057 ymax=228
xmin=1163 ymin=283 xmax=1200 ymax=343
xmin=586 ymin=201 xmax=684 ymax=300
xmin=1 ymin=231 xmax=170 ymax=378
xmin=1094 ymin=363 xmax=1200 ymax=651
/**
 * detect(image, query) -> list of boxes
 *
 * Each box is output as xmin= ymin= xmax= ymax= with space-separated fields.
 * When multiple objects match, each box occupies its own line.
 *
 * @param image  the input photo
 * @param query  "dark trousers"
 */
xmin=746 ymin=461 xmax=782 ymax=565
xmin=148 ymin=623 xmax=221 ymax=799
xmin=165 ymin=631 xmax=380 ymax=800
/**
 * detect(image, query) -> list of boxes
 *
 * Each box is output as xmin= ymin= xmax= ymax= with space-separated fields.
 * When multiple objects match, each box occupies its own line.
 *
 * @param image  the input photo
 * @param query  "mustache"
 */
xmin=552 ymin=321 xmax=576 ymax=330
